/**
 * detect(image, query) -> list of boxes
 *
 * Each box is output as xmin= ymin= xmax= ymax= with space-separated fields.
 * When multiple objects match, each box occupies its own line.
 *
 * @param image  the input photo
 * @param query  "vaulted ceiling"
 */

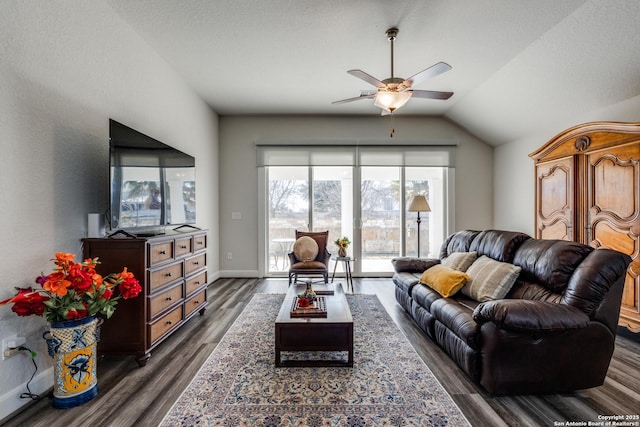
xmin=105 ymin=0 xmax=640 ymax=146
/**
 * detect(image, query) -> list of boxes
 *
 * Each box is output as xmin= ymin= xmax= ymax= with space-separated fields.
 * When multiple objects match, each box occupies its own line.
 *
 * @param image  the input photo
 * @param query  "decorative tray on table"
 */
xmin=290 ymin=297 xmax=327 ymax=318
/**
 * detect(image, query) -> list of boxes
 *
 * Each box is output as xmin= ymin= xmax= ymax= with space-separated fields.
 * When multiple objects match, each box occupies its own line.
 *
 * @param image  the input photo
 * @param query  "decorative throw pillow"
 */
xmin=442 ymin=251 xmax=477 ymax=272
xmin=419 ymin=265 xmax=471 ymax=298
xmin=293 ymin=236 xmax=318 ymax=262
xmin=462 ymin=255 xmax=521 ymax=302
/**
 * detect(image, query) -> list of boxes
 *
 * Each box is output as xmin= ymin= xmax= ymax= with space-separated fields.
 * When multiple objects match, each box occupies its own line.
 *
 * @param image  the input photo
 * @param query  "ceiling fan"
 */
xmin=333 ymin=27 xmax=453 ymax=115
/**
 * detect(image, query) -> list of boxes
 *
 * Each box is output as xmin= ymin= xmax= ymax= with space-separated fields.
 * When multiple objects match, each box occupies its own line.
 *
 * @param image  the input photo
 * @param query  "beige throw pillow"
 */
xmin=293 ymin=236 xmax=319 ymax=262
xmin=442 ymin=251 xmax=477 ymax=272
xmin=462 ymin=255 xmax=521 ymax=302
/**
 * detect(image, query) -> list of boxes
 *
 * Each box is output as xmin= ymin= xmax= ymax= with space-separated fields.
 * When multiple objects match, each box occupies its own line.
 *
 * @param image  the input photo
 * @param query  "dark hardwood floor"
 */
xmin=2 ymin=277 xmax=639 ymax=427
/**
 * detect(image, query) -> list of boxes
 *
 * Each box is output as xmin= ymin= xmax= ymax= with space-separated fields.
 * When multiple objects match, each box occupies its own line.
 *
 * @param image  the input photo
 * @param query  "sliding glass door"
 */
xmin=259 ymin=143 xmax=454 ymax=277
xmin=265 ymin=165 xmax=448 ymax=276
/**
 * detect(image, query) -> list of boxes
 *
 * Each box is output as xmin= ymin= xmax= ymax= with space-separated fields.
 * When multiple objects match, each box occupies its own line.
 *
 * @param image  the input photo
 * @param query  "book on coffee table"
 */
xmin=311 ymin=283 xmax=335 ymax=295
xmin=290 ymin=296 xmax=327 ymax=318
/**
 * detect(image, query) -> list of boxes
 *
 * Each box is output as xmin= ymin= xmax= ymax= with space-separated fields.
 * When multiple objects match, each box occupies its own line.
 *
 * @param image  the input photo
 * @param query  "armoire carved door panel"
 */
xmin=530 ymin=122 xmax=640 ymax=332
xmin=535 ymin=156 xmax=575 ymax=241
xmin=587 ymin=143 xmax=640 ymax=327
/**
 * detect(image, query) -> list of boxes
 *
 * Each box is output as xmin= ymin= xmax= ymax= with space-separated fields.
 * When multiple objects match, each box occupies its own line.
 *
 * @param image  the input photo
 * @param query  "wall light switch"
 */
xmin=232 ymin=212 xmax=241 ymax=220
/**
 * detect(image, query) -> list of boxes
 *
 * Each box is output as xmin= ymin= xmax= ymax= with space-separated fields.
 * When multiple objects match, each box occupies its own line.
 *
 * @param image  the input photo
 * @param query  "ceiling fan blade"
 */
xmin=347 ymin=69 xmax=385 ymax=88
xmin=332 ymin=94 xmax=376 ymax=104
xmin=410 ymin=89 xmax=453 ymax=100
xmin=404 ymin=62 xmax=452 ymax=87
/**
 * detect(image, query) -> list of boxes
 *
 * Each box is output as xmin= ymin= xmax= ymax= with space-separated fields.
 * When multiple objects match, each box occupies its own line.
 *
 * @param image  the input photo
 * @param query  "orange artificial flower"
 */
xmin=43 ymin=271 xmax=72 ymax=296
xmin=54 ymin=252 xmax=75 ymax=263
xmin=117 ymin=267 xmax=134 ymax=280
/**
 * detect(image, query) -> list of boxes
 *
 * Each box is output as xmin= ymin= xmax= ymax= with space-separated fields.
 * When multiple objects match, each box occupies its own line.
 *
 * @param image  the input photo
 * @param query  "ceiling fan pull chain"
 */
xmin=390 ymin=114 xmax=395 ymax=138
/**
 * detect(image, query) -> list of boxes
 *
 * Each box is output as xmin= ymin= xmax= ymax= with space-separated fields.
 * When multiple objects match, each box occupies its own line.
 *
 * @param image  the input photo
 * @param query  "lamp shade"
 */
xmin=408 ymin=195 xmax=431 ymax=212
xmin=374 ymin=90 xmax=412 ymax=113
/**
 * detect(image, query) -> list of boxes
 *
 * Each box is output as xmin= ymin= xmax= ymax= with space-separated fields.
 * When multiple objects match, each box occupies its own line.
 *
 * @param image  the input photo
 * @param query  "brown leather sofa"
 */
xmin=392 ymin=229 xmax=631 ymax=394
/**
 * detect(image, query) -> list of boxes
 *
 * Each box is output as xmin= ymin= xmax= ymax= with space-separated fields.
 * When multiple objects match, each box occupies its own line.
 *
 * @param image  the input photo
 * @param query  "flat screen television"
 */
xmin=109 ymin=119 xmax=196 ymax=236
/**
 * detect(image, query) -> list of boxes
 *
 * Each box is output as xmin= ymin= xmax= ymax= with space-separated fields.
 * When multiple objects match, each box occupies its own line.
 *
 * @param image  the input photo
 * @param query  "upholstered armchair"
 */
xmin=288 ymin=230 xmax=331 ymax=285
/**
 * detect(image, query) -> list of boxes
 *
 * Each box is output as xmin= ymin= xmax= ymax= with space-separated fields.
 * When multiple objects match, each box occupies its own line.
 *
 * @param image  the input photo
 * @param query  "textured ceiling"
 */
xmin=104 ymin=0 xmax=640 ymax=145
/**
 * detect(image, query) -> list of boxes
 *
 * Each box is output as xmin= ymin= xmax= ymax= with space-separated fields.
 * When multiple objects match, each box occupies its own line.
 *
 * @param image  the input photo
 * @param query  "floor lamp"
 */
xmin=408 ymin=195 xmax=431 ymax=258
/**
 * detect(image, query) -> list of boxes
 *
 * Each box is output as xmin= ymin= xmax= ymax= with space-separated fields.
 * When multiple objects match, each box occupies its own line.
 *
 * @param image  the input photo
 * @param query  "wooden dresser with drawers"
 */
xmin=83 ymin=229 xmax=208 ymax=366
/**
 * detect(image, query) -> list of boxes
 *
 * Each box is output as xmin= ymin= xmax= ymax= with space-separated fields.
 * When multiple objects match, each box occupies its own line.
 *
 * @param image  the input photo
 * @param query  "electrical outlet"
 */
xmin=227 ymin=252 xmax=233 ymax=260
xmin=1 ymin=335 xmax=24 ymax=360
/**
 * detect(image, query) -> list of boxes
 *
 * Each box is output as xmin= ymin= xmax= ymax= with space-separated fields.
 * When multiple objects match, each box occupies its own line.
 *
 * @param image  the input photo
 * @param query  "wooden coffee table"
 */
xmin=274 ymin=282 xmax=353 ymax=367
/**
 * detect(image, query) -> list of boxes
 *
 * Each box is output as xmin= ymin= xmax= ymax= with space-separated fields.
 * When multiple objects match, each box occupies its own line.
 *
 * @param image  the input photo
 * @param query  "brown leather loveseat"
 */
xmin=392 ymin=229 xmax=631 ymax=394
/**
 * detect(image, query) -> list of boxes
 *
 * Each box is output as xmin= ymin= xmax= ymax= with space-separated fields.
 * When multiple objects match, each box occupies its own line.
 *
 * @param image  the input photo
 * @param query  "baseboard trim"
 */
xmin=209 ymin=270 xmax=221 ymax=282
xmin=219 ymin=270 xmax=260 ymax=278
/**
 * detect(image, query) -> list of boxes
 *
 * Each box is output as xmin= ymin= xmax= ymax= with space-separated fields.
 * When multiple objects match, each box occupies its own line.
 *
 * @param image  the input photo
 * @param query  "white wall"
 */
xmin=0 ymin=1 xmax=219 ymax=419
xmin=218 ymin=115 xmax=493 ymax=277
xmin=493 ymin=95 xmax=640 ymax=236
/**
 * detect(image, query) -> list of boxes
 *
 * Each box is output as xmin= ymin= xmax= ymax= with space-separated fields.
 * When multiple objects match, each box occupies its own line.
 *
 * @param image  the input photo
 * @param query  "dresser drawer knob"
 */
xmin=195 ymin=281 xmax=200 ymax=285
xmin=165 ymin=272 xmax=172 ymax=277
xmin=165 ymin=296 xmax=172 ymax=301
xmin=193 ymin=261 xmax=199 ymax=265
xmin=194 ymin=300 xmax=200 ymax=304
xmin=166 ymin=320 xmax=173 ymax=325
xmin=181 ymin=245 xmax=187 ymax=249
xmin=159 ymin=250 xmax=166 ymax=255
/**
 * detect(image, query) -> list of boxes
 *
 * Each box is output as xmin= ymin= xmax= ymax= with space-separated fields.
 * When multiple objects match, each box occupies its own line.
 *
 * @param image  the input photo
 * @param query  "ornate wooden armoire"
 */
xmin=529 ymin=121 xmax=640 ymax=332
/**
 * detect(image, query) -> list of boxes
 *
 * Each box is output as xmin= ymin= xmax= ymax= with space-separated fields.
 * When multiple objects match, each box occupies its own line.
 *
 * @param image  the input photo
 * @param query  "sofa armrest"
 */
xmin=391 ymin=257 xmax=440 ymax=273
xmin=473 ymin=300 xmax=590 ymax=332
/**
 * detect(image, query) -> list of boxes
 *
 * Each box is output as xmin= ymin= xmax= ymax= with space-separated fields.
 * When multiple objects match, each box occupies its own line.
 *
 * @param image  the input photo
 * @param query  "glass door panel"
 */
xmin=360 ymin=167 xmax=401 ymax=273
xmin=267 ymin=167 xmax=308 ymax=273
xmin=312 ymin=167 xmax=353 ymax=255
xmin=405 ymin=168 xmax=446 ymax=258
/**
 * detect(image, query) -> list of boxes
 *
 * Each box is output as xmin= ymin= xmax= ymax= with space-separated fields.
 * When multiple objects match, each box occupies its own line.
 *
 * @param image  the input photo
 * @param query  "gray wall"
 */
xmin=219 ymin=115 xmax=494 ymax=277
xmin=0 ymin=2 xmax=219 ymax=418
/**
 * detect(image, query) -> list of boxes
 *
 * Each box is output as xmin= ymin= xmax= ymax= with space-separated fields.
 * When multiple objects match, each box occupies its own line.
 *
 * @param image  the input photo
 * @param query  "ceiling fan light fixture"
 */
xmin=374 ymin=90 xmax=412 ymax=112
xmin=333 ymin=27 xmax=453 ymax=112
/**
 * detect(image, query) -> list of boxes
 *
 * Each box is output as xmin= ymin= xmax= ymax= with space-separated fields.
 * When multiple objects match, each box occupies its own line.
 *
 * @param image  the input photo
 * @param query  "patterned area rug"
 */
xmin=161 ymin=294 xmax=470 ymax=426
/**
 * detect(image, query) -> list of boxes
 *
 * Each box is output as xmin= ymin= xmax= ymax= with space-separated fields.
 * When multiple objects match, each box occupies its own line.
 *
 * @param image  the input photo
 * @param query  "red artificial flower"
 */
xmin=65 ymin=261 xmax=93 ymax=293
xmin=102 ymin=287 xmax=113 ymax=300
xmin=117 ymin=268 xmax=142 ymax=299
xmin=0 ymin=287 xmax=49 ymax=317
xmin=66 ymin=308 xmax=86 ymax=320
xmin=66 ymin=302 xmax=89 ymax=319
xmin=297 ymin=297 xmax=310 ymax=307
